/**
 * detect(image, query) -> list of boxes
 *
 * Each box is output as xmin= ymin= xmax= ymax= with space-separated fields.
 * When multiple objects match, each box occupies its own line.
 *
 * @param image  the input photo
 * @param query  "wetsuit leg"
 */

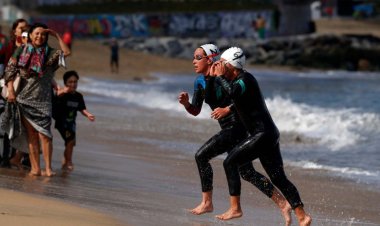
xmin=223 ymin=132 xmax=268 ymax=196
xmin=238 ymin=162 xmax=274 ymax=198
xmin=195 ymin=126 xmax=243 ymax=192
xmin=259 ymin=143 xmax=303 ymax=209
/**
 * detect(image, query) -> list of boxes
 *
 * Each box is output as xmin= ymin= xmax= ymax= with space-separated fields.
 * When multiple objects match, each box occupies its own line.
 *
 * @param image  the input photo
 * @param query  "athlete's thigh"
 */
xmin=196 ymin=128 xmax=235 ymax=159
xmin=226 ymin=132 xmax=265 ymax=165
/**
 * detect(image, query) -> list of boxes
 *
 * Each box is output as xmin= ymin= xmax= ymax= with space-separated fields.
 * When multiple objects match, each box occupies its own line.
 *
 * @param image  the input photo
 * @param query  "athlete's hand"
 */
xmin=210 ymin=60 xmax=227 ymax=77
xmin=211 ymin=107 xmax=230 ymax=120
xmin=178 ymin=92 xmax=190 ymax=107
xmin=209 ymin=63 xmax=217 ymax=77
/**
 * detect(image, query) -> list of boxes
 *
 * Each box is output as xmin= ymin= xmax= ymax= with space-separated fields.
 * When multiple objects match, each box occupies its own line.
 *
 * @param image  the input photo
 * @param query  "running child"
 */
xmin=54 ymin=70 xmax=95 ymax=171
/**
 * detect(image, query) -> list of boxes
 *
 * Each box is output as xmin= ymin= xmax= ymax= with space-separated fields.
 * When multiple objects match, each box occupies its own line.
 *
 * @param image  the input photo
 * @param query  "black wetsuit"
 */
xmin=186 ymin=75 xmax=274 ymax=197
xmin=217 ymin=71 xmax=304 ymax=208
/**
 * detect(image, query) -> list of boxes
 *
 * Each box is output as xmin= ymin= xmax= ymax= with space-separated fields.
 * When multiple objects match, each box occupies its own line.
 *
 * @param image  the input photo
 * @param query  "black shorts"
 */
xmin=57 ymin=127 xmax=76 ymax=146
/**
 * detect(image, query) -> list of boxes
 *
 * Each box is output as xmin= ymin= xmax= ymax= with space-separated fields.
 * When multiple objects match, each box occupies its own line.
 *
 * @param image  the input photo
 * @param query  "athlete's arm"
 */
xmin=215 ymin=76 xmax=245 ymax=99
xmin=179 ymin=76 xmax=206 ymax=116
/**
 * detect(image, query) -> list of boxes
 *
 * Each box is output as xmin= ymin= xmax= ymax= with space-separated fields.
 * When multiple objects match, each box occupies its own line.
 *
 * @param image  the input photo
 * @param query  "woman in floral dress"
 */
xmin=3 ymin=23 xmax=71 ymax=176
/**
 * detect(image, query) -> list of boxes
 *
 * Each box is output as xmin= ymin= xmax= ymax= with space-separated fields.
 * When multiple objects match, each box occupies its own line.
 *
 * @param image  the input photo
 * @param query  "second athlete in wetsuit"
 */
xmin=178 ymin=45 xmax=292 ymax=224
xmin=212 ymin=47 xmax=311 ymax=225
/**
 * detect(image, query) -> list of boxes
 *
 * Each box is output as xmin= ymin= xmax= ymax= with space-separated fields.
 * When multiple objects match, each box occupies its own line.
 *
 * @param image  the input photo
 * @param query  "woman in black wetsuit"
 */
xmin=211 ymin=47 xmax=312 ymax=225
xmin=178 ymin=44 xmax=292 ymax=224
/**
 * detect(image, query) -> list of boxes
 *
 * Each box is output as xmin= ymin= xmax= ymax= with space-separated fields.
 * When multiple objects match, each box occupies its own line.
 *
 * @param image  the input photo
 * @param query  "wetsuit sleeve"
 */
xmin=186 ymin=76 xmax=205 ymax=116
xmin=215 ymin=76 xmax=246 ymax=99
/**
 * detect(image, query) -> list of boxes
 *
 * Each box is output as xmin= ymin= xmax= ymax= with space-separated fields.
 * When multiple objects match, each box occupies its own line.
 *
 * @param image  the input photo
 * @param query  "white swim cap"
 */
xmin=221 ymin=47 xmax=246 ymax=69
xmin=200 ymin=44 xmax=220 ymax=62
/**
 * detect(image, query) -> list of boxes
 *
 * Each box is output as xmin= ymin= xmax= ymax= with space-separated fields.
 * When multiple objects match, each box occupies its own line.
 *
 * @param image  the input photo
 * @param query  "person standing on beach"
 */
xmin=210 ymin=47 xmax=312 ymax=225
xmin=2 ymin=22 xmax=71 ymax=177
xmin=7 ymin=26 xmax=32 ymax=170
xmin=178 ymin=44 xmax=292 ymax=225
xmin=0 ymin=18 xmax=28 ymax=168
xmin=256 ymin=14 xmax=266 ymax=39
xmin=54 ymin=70 xmax=95 ymax=171
xmin=110 ymin=38 xmax=119 ymax=73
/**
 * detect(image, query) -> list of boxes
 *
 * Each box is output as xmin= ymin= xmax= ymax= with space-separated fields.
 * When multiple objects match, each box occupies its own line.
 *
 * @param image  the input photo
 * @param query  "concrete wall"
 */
xmin=274 ymin=0 xmax=315 ymax=36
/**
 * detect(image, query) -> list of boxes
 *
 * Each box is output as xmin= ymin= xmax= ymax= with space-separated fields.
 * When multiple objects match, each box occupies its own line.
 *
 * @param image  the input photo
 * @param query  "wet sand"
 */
xmin=75 ymin=101 xmax=380 ymax=226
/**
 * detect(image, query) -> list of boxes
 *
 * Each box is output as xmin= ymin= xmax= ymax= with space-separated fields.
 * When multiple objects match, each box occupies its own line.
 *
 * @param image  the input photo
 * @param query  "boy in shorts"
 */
xmin=54 ymin=70 xmax=95 ymax=171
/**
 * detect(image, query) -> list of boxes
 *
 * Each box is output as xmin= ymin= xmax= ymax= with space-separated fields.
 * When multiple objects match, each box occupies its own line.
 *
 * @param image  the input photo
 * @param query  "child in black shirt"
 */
xmin=54 ymin=70 xmax=95 ymax=171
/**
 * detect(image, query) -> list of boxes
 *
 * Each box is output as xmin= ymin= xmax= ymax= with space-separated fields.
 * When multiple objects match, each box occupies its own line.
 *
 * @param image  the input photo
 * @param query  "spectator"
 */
xmin=110 ymin=38 xmax=119 ymax=73
xmin=2 ymin=23 xmax=71 ymax=176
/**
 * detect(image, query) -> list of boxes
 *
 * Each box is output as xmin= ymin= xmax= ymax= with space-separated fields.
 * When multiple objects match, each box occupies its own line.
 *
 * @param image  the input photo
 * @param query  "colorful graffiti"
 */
xmin=31 ymin=11 xmax=273 ymax=38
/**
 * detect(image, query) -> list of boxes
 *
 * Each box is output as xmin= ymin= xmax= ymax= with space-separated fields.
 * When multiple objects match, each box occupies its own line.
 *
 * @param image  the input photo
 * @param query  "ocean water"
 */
xmin=78 ymin=69 xmax=380 ymax=189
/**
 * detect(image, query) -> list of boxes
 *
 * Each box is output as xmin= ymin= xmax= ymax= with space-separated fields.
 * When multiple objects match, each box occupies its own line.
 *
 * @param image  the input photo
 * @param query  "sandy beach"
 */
xmin=59 ymin=39 xmax=194 ymax=81
xmin=0 ymin=188 xmax=123 ymax=226
xmin=0 ymin=38 xmax=380 ymax=226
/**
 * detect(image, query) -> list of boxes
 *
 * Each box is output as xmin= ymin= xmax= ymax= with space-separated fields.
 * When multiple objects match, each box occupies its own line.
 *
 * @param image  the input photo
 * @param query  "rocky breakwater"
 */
xmin=113 ymin=33 xmax=380 ymax=71
xmin=248 ymin=34 xmax=380 ymax=71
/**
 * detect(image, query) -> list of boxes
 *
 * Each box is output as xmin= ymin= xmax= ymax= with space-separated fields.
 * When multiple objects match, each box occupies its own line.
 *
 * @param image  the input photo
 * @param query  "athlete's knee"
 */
xmin=195 ymin=148 xmax=209 ymax=164
xmin=194 ymin=150 xmax=203 ymax=162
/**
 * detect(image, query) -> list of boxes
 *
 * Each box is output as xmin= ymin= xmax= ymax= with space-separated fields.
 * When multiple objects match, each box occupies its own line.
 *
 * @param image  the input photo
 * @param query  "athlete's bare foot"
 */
xmin=190 ymin=201 xmax=213 ymax=215
xmin=215 ymin=208 xmax=243 ymax=220
xmin=281 ymin=201 xmax=292 ymax=226
xmin=271 ymin=189 xmax=292 ymax=226
xmin=295 ymin=206 xmax=312 ymax=226
xmin=298 ymin=214 xmax=312 ymax=226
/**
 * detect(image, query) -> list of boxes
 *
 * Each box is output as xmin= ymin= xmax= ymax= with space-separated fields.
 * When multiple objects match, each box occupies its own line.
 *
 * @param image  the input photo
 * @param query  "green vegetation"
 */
xmin=36 ymin=0 xmax=275 ymax=14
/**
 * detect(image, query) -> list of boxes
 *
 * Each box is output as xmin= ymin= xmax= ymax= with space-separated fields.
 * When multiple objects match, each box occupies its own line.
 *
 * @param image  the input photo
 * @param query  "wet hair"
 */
xmin=63 ymin=70 xmax=79 ymax=85
xmin=28 ymin=22 xmax=49 ymax=44
xmin=10 ymin=18 xmax=28 ymax=41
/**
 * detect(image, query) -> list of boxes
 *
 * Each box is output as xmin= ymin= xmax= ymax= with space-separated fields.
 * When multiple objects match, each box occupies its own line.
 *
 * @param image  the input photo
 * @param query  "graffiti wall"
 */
xmin=31 ymin=11 xmax=273 ymax=38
